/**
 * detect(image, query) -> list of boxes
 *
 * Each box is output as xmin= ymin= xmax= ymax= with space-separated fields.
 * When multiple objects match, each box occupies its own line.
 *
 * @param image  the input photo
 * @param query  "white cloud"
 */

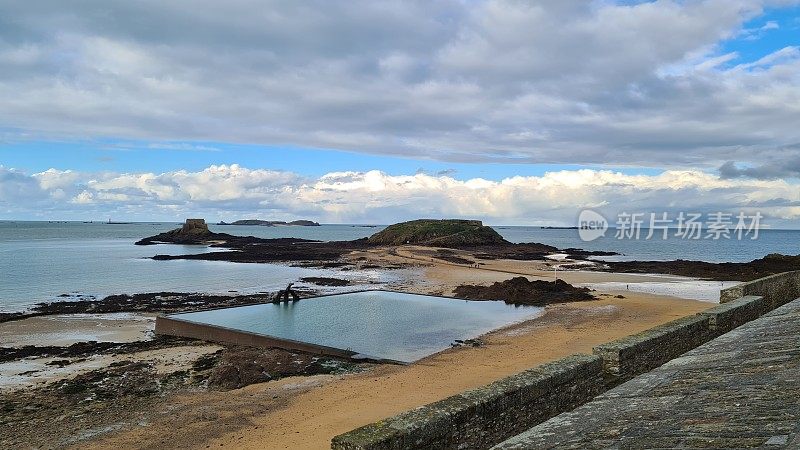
xmin=1 ymin=164 xmax=799 ymax=225
xmin=735 ymin=46 xmax=800 ymax=69
xmin=70 ymin=191 xmax=95 ymax=204
xmin=0 ymin=1 xmax=798 ymax=171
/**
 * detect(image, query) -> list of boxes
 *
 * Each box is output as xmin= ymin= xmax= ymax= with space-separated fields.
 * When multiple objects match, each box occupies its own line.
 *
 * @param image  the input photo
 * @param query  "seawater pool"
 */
xmin=167 ymin=290 xmax=543 ymax=363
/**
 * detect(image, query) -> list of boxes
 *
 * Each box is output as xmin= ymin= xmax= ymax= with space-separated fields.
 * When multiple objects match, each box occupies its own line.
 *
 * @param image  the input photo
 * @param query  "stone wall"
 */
xmin=719 ymin=270 xmax=800 ymax=308
xmin=331 ymin=355 xmax=604 ymax=450
xmin=700 ymin=295 xmax=766 ymax=336
xmin=332 ymin=272 xmax=800 ymax=450
xmin=181 ymin=218 xmax=209 ymax=234
xmin=591 ymin=314 xmax=711 ymax=384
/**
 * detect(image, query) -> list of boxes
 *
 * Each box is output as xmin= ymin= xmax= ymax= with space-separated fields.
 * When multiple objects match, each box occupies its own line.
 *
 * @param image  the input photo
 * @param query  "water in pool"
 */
xmin=170 ymin=290 xmax=543 ymax=363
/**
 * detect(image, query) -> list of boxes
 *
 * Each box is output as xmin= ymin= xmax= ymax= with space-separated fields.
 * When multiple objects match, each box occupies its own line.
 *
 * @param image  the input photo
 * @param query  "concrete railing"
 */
xmin=702 ymin=295 xmax=767 ymax=336
xmin=719 ymin=270 xmax=800 ymax=309
xmin=592 ymin=294 xmax=767 ymax=384
xmin=331 ymin=355 xmax=604 ymax=450
xmin=592 ymin=314 xmax=711 ymax=384
xmin=331 ymin=272 xmax=800 ymax=450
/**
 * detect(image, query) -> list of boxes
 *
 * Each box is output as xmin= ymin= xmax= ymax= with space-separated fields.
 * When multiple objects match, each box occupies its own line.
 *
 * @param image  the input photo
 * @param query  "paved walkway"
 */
xmin=495 ymin=298 xmax=800 ymax=449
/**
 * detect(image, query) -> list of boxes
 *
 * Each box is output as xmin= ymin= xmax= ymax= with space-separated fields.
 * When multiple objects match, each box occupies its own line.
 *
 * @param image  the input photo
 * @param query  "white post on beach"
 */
xmin=554 ymin=264 xmax=558 ymax=280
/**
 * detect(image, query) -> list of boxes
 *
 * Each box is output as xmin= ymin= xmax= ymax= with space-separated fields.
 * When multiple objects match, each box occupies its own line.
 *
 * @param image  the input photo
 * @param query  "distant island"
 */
xmin=218 ymin=219 xmax=320 ymax=227
xmin=367 ymin=219 xmax=508 ymax=247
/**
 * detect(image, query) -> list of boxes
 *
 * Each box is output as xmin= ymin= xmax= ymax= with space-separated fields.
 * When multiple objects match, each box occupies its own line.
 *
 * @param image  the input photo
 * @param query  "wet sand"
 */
xmin=79 ymin=247 xmax=713 ymax=450
xmin=0 ymin=313 xmax=155 ymax=347
xmin=359 ymin=246 xmax=730 ymax=301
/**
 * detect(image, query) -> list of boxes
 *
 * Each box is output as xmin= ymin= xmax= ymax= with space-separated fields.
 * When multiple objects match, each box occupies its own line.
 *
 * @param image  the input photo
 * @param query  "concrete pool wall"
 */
xmin=155 ymin=313 xmax=360 ymax=359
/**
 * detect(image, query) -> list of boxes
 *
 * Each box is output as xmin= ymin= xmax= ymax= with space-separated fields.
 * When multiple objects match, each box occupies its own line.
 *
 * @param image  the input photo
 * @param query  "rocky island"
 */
xmin=135 ymin=218 xmax=235 ymax=246
xmin=133 ymin=218 xmax=800 ymax=281
xmin=368 ymin=219 xmax=509 ymax=247
xmin=219 ymin=219 xmax=320 ymax=226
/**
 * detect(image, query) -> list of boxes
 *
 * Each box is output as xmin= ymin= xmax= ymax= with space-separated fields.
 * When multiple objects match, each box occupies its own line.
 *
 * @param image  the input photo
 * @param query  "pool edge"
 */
xmin=155 ymin=311 xmax=408 ymax=365
xmin=154 ymin=289 xmax=533 ymax=365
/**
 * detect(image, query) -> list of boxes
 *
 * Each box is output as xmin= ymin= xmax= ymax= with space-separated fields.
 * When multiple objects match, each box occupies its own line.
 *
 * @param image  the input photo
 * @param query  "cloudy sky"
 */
xmin=1 ymin=0 xmax=799 ymax=225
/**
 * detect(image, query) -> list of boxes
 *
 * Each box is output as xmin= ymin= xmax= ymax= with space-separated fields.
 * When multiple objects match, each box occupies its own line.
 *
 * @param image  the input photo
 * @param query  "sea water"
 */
xmin=0 ymin=222 xmax=393 ymax=311
xmin=2 ymin=221 xmax=798 ymax=311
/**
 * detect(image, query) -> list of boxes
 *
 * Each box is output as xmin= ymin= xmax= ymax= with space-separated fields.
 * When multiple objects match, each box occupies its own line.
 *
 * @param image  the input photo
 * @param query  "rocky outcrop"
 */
xmin=454 ymin=277 xmax=596 ymax=306
xmin=286 ymin=220 xmax=320 ymax=226
xmin=300 ymin=277 xmax=351 ymax=286
xmin=135 ymin=219 xmax=225 ymax=245
xmin=601 ymin=253 xmax=800 ymax=281
xmin=218 ymin=219 xmax=320 ymax=226
xmin=367 ymin=219 xmax=509 ymax=247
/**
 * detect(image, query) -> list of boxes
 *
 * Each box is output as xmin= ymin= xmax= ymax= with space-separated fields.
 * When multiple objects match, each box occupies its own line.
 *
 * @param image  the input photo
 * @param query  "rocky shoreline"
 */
xmin=598 ymin=253 xmax=800 ymax=282
xmin=135 ymin=219 xmax=617 ymax=265
xmin=0 ymin=343 xmax=365 ymax=449
xmin=133 ymin=219 xmax=800 ymax=282
xmin=0 ymin=336 xmax=197 ymax=363
xmin=0 ymin=291 xmax=318 ymax=324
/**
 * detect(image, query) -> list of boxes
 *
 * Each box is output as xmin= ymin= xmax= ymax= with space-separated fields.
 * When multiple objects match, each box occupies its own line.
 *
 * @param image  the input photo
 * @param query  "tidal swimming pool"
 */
xmin=167 ymin=290 xmax=543 ymax=363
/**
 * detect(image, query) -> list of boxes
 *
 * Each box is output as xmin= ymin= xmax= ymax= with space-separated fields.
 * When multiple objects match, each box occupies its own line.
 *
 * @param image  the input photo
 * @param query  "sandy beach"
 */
xmin=48 ymin=247 xmax=714 ymax=450
xmin=0 ymin=313 xmax=156 ymax=347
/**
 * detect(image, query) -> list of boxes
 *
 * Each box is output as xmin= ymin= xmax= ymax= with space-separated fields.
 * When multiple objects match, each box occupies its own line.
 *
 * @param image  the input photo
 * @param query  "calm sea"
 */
xmin=1 ymin=221 xmax=798 ymax=311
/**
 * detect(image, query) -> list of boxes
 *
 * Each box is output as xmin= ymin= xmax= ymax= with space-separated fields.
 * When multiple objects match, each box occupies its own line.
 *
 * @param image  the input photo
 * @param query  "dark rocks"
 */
xmin=454 ymin=277 xmax=596 ymax=306
xmin=434 ymin=249 xmax=476 ymax=265
xmin=0 ymin=336 xmax=198 ymax=363
xmin=300 ymin=277 xmax=351 ymax=287
xmin=206 ymin=346 xmax=361 ymax=390
xmin=0 ymin=312 xmax=24 ymax=322
xmin=0 ymin=292 xmax=283 ymax=324
xmin=471 ymin=243 xmax=566 ymax=261
xmin=55 ymin=360 xmax=160 ymax=399
xmin=149 ymin=237 xmax=367 ymax=263
xmin=451 ymin=338 xmax=485 ymax=348
xmin=135 ymin=218 xmax=219 ymax=245
xmin=0 ymin=344 xmax=366 ymax=448
xmin=46 ymin=359 xmax=75 ymax=367
xmin=601 ymin=253 xmax=800 ymax=281
xmin=0 ymin=359 xmax=198 ymax=448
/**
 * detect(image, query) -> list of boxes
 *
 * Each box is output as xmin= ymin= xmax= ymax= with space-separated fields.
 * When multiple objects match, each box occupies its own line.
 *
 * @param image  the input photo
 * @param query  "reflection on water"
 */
xmin=172 ymin=290 xmax=544 ymax=362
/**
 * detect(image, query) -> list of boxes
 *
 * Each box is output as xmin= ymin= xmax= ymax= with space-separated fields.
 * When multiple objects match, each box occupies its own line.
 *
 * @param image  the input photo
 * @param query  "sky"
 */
xmin=1 ymin=0 xmax=799 ymax=225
